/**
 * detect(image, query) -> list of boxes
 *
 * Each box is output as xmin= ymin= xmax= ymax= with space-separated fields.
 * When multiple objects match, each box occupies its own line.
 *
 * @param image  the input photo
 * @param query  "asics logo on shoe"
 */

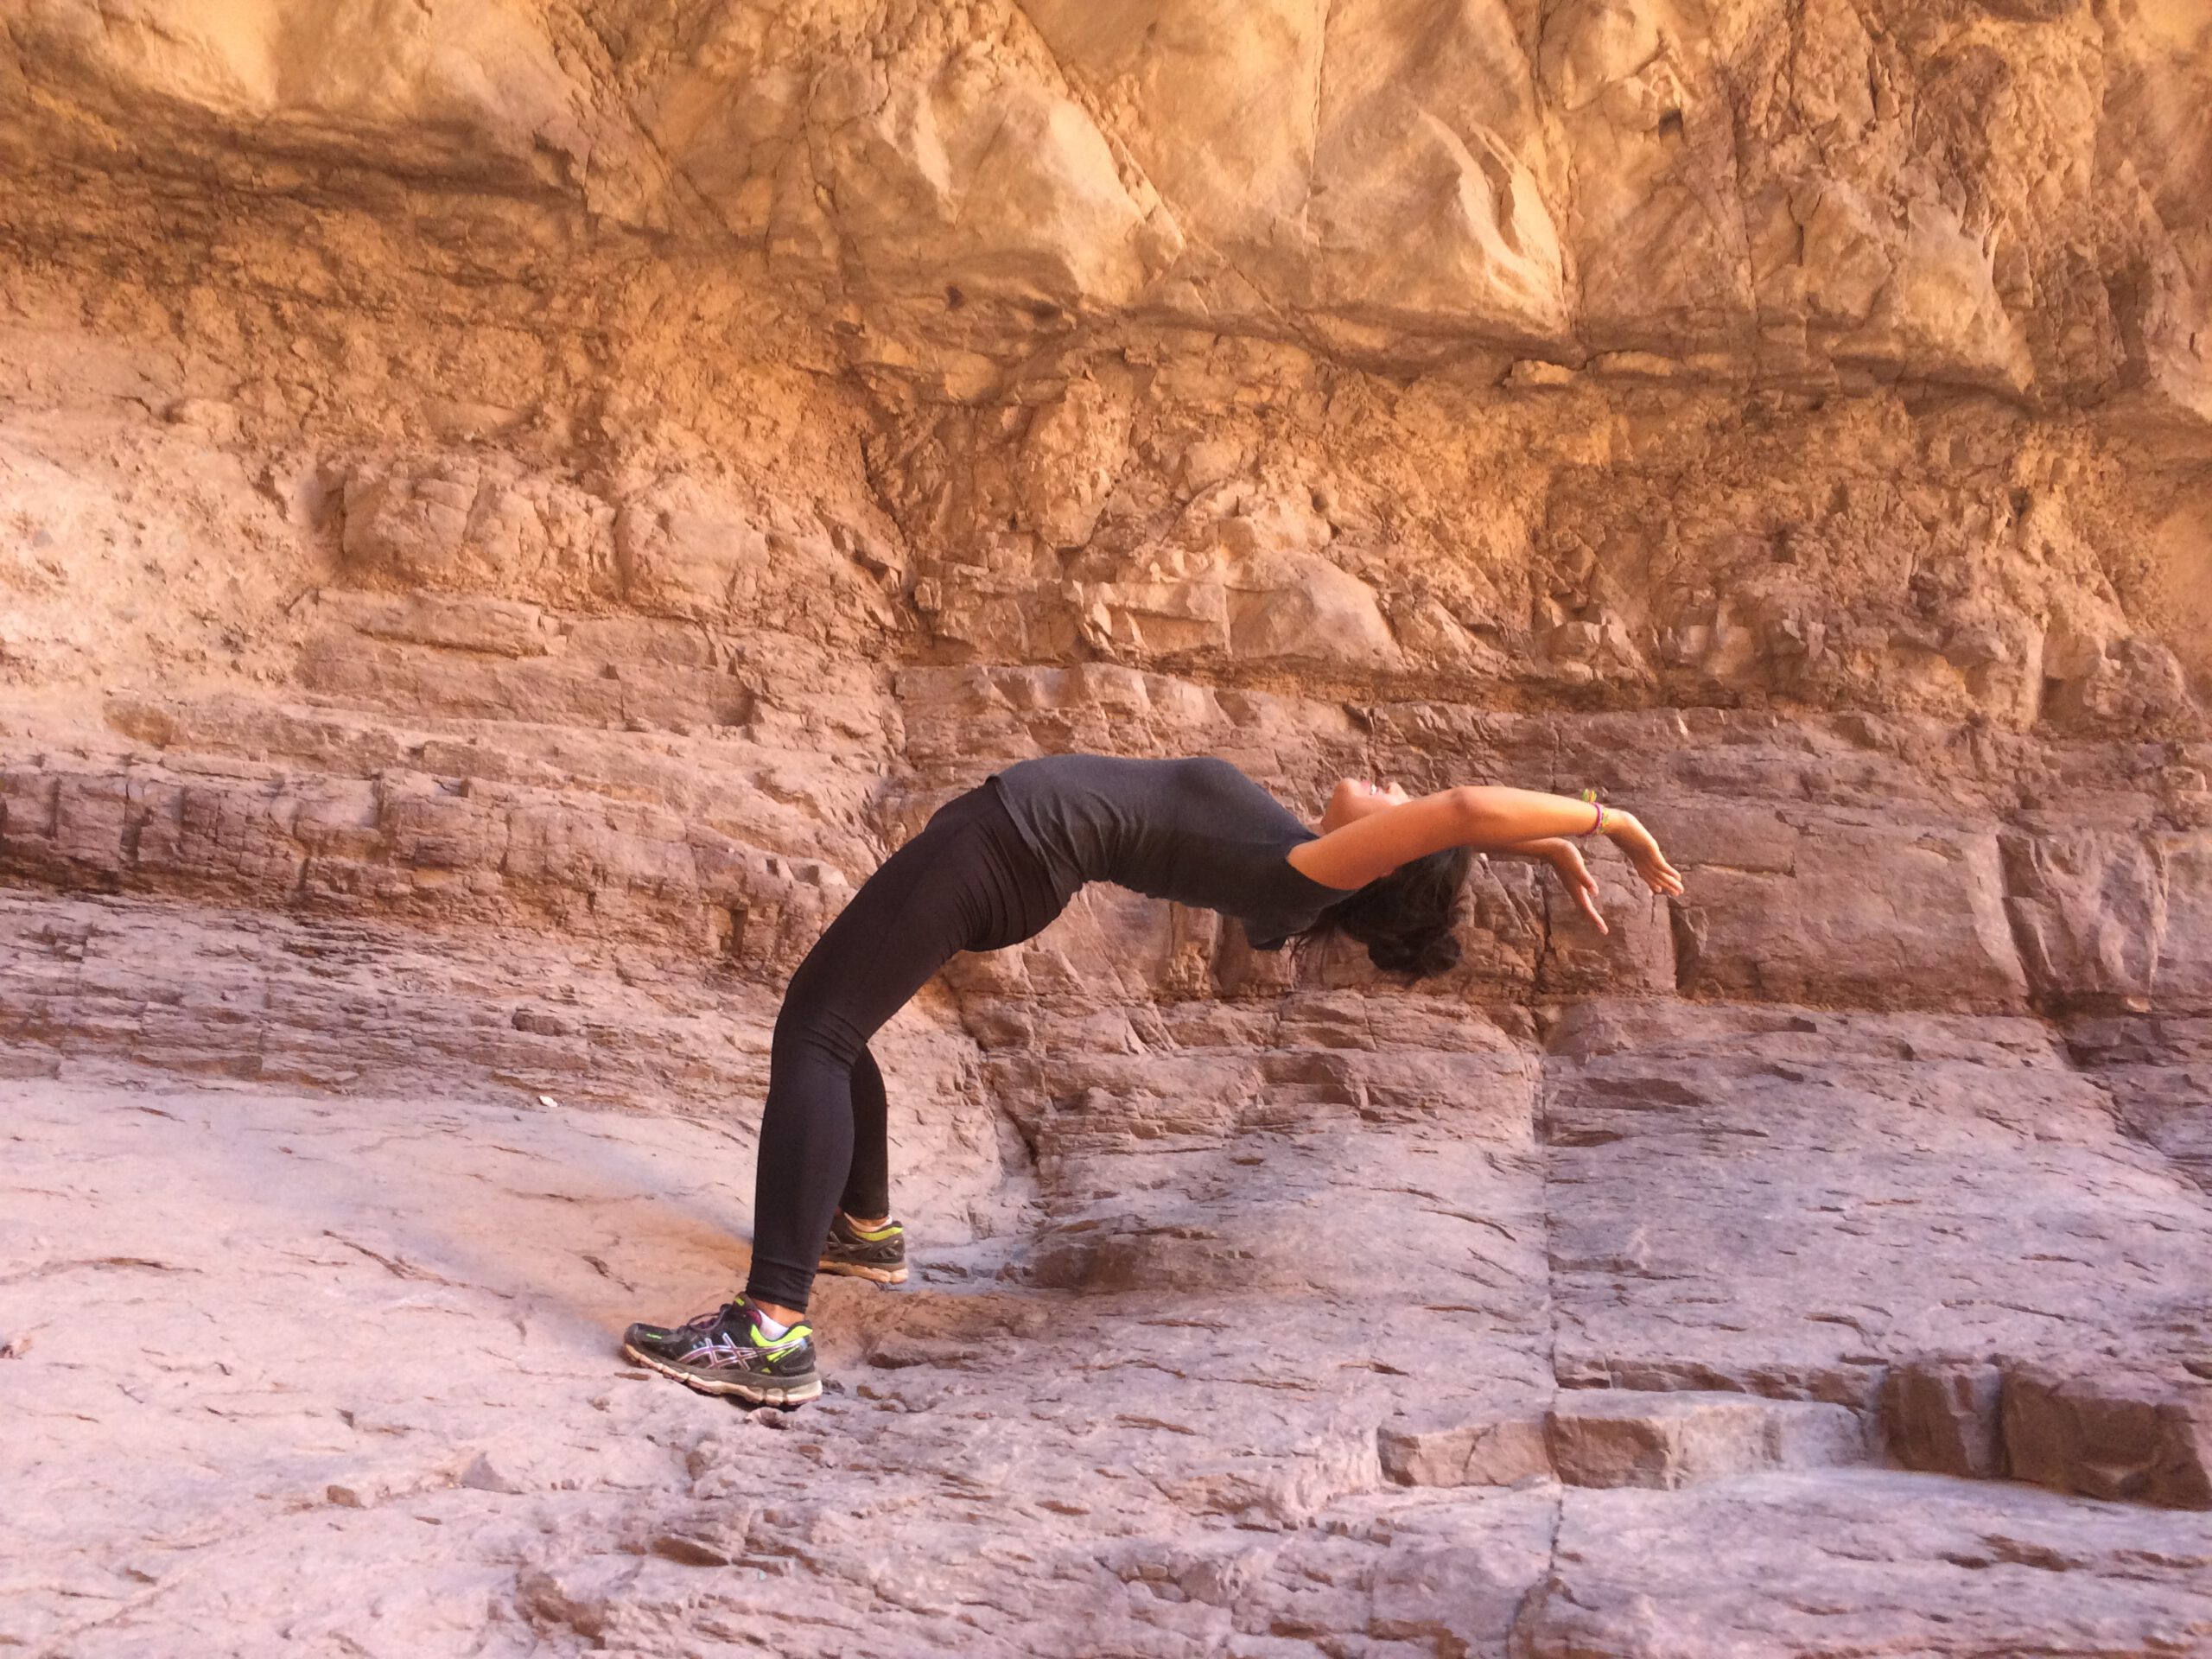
xmin=679 ymin=1329 xmax=804 ymax=1366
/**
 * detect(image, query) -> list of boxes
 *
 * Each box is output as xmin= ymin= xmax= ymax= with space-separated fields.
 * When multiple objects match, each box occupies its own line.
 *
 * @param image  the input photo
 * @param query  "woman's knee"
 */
xmin=771 ymin=1002 xmax=868 ymax=1071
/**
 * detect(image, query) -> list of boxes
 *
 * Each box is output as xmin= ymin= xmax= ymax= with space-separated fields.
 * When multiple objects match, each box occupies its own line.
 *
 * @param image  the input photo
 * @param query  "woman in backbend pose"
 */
xmin=622 ymin=754 xmax=1683 ymax=1405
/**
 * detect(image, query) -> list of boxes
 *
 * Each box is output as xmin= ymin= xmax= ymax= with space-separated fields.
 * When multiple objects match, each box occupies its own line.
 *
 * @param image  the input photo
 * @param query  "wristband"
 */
xmin=1578 ymin=788 xmax=1608 ymax=836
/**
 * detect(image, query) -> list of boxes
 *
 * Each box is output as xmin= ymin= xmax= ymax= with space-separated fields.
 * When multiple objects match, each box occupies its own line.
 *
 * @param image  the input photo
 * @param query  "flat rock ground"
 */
xmin=6 ymin=942 xmax=2212 ymax=1658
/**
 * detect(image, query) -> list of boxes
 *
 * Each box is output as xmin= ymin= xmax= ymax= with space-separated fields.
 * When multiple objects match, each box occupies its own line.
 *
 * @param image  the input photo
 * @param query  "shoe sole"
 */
xmin=817 ymin=1260 xmax=908 ymax=1285
xmin=621 ymin=1342 xmax=823 ymax=1407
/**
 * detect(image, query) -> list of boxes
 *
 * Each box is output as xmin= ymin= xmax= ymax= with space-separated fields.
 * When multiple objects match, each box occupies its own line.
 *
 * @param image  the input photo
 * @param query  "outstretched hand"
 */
xmin=1504 ymin=817 xmax=1686 ymax=936
xmin=1503 ymin=837 xmax=1611 ymax=933
xmin=1546 ymin=839 xmax=1610 ymax=933
xmin=1605 ymin=811 xmax=1685 ymax=898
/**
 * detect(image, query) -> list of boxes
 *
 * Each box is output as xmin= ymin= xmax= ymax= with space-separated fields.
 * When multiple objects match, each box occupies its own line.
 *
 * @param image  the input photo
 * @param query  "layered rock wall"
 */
xmin=3 ymin=3 xmax=2212 ymax=1655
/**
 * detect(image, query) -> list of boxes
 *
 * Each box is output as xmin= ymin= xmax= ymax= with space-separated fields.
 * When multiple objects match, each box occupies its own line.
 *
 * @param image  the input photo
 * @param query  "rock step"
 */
xmin=1382 ymin=1390 xmax=1869 ymax=1492
xmin=1386 ymin=1361 xmax=2212 ymax=1511
xmin=1886 ymin=1358 xmax=2212 ymax=1510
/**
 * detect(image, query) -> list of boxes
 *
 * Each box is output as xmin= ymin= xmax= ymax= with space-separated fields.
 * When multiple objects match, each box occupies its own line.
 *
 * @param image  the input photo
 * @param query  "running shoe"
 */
xmin=620 ymin=1298 xmax=821 ymax=1405
xmin=818 ymin=1211 xmax=907 ymax=1284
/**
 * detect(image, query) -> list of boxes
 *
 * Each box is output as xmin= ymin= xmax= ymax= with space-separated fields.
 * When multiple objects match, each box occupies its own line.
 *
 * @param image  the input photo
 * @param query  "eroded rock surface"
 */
xmin=3 ymin=2 xmax=2211 ymax=1655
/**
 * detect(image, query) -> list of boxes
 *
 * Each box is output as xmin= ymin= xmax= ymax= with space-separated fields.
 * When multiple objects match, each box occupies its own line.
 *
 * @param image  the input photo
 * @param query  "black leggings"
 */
xmin=743 ymin=781 xmax=1069 ymax=1312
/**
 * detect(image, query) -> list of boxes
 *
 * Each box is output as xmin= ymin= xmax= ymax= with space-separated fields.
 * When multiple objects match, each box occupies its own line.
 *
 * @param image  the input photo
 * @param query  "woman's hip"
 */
xmin=777 ymin=781 xmax=1070 ymax=1038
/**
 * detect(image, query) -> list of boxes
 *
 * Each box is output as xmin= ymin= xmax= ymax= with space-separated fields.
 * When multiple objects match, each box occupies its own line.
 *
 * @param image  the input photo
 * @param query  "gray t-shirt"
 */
xmin=988 ymin=753 xmax=1350 ymax=950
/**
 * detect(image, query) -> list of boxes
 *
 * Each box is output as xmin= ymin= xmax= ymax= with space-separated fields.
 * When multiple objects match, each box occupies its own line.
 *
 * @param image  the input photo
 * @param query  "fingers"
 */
xmin=1575 ymin=885 xmax=1608 ymax=934
xmin=1628 ymin=838 xmax=1684 ymax=896
xmin=1547 ymin=845 xmax=1608 ymax=932
xmin=1570 ymin=828 xmax=1686 ymax=907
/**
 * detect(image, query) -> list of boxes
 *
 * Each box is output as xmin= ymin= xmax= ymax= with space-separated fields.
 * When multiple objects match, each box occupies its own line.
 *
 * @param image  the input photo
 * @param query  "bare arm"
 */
xmin=1287 ymin=786 xmax=1683 ymax=898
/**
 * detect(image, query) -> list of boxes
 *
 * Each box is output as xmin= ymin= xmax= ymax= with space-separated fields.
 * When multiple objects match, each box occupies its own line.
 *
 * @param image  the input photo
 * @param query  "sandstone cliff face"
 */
xmin=3 ymin=3 xmax=2211 ymax=1656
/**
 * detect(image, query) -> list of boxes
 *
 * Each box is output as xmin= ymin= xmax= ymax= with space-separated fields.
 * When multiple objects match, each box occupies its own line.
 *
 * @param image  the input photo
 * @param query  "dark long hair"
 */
xmin=1292 ymin=847 xmax=1473 ymax=979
